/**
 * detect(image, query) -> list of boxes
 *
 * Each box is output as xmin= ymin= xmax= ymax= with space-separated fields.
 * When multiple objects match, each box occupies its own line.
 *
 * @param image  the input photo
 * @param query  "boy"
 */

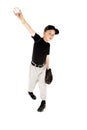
xmin=13 ymin=7 xmax=59 ymax=112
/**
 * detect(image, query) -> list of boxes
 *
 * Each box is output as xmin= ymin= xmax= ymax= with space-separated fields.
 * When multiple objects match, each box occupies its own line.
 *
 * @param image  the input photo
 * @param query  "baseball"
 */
xmin=13 ymin=7 xmax=20 ymax=14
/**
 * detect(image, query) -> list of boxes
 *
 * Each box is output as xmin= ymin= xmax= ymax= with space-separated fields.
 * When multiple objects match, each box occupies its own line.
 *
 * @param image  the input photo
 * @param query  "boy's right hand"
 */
xmin=13 ymin=7 xmax=24 ymax=20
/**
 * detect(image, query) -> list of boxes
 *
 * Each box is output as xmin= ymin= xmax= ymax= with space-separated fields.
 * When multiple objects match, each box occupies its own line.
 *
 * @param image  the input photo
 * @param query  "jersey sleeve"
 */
xmin=47 ymin=44 xmax=50 ymax=55
xmin=31 ymin=33 xmax=41 ymax=42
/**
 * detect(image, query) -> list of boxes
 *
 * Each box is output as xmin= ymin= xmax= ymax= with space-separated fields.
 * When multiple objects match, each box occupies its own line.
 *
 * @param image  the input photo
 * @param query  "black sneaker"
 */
xmin=28 ymin=92 xmax=36 ymax=100
xmin=37 ymin=100 xmax=46 ymax=112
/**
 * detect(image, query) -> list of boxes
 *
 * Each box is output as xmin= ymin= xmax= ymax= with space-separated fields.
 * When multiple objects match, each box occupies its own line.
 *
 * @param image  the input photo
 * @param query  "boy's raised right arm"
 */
xmin=13 ymin=7 xmax=35 ymax=36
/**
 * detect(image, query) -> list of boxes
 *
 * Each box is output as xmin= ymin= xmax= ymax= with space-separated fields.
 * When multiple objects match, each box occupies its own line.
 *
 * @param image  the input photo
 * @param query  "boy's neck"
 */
xmin=43 ymin=37 xmax=48 ymax=43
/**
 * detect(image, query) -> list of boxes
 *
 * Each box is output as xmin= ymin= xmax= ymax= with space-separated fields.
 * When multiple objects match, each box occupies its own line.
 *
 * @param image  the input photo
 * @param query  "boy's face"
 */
xmin=43 ymin=30 xmax=55 ymax=42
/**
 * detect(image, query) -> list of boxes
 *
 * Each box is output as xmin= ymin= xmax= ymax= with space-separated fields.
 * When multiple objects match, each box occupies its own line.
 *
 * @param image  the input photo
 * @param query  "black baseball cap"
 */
xmin=44 ymin=25 xmax=59 ymax=35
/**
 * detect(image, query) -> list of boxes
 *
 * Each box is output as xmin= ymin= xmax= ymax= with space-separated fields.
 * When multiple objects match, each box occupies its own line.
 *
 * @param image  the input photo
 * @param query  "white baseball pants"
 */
xmin=28 ymin=64 xmax=47 ymax=100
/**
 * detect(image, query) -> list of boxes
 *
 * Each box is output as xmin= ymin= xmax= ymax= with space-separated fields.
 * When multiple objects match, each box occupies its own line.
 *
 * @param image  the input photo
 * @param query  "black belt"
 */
xmin=31 ymin=61 xmax=45 ymax=68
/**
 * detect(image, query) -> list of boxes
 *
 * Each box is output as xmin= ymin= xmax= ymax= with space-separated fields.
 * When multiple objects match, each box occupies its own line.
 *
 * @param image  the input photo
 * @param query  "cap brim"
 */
xmin=55 ymin=29 xmax=59 ymax=35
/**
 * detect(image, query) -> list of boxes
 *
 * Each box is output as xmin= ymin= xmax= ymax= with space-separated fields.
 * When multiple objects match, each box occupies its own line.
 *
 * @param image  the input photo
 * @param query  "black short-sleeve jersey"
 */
xmin=31 ymin=33 xmax=50 ymax=65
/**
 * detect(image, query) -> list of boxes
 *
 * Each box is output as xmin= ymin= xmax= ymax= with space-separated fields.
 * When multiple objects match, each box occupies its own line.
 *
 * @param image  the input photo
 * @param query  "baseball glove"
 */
xmin=45 ymin=68 xmax=53 ymax=84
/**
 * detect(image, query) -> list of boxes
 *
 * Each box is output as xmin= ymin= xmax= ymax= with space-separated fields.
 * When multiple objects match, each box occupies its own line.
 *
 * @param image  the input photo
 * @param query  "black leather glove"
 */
xmin=45 ymin=68 xmax=53 ymax=84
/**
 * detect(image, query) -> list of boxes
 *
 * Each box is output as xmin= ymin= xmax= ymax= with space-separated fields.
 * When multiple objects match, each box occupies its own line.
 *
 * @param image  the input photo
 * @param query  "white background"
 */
xmin=0 ymin=0 xmax=87 ymax=130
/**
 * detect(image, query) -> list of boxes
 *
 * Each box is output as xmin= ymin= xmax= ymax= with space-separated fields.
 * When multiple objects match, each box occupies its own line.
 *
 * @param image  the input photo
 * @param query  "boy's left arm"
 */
xmin=46 ymin=55 xmax=50 ymax=70
xmin=45 ymin=55 xmax=53 ymax=84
